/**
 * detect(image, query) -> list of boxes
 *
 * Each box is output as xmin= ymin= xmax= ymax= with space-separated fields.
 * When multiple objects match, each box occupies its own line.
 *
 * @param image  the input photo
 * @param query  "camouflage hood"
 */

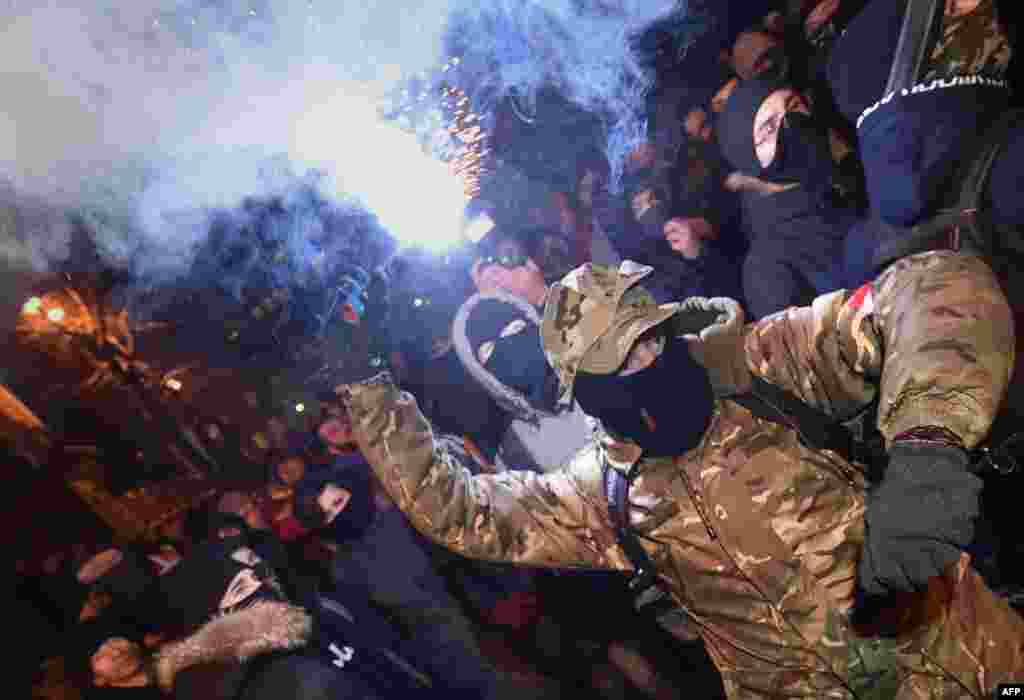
xmin=541 ymin=260 xmax=749 ymax=405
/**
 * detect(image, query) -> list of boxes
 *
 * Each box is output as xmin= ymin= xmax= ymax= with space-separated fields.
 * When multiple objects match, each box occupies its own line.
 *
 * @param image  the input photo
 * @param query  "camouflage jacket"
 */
xmin=924 ymin=0 xmax=1011 ymax=85
xmin=342 ymin=251 xmax=1023 ymax=699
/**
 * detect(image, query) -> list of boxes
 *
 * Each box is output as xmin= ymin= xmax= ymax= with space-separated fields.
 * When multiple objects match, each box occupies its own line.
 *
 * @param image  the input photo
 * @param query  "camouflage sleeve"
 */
xmin=340 ymin=372 xmax=628 ymax=570
xmin=744 ymin=251 xmax=1014 ymax=448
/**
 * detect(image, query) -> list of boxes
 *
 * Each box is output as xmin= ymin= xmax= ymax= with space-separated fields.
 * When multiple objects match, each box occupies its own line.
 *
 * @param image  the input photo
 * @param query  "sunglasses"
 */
xmin=475 ymin=253 xmax=529 ymax=271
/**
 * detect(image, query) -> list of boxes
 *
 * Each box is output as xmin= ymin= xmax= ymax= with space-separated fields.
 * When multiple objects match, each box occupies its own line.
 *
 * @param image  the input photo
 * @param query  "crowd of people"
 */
xmin=19 ymin=0 xmax=1024 ymax=698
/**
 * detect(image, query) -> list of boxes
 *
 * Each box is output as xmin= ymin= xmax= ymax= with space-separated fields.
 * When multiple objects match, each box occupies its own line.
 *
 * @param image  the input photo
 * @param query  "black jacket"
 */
xmin=740 ymin=185 xmax=859 ymax=319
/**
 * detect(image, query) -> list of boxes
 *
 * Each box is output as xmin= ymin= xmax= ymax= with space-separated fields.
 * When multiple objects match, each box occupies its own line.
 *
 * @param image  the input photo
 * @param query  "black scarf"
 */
xmin=573 ymin=334 xmax=714 ymax=458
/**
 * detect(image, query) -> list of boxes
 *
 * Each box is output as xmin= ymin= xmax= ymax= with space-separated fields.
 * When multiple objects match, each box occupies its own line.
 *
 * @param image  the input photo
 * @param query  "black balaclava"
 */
xmin=719 ymin=77 xmax=833 ymax=191
xmin=573 ymin=333 xmax=714 ymax=458
xmin=294 ymin=465 xmax=377 ymax=543
xmin=93 ymin=550 xmax=159 ymax=609
xmin=754 ymin=44 xmax=794 ymax=84
xmin=718 ymin=77 xmax=785 ymax=175
xmin=75 ymin=616 xmax=145 ymax=661
xmin=765 ymin=111 xmax=835 ymax=192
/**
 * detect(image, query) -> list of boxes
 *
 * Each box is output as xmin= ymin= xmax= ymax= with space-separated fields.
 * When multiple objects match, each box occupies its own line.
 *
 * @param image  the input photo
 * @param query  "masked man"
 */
xmin=337 ymin=251 xmax=1024 ymax=699
xmin=828 ymin=0 xmax=1013 ymax=230
xmin=718 ymin=76 xmax=867 ymax=318
xmin=453 ymin=224 xmax=593 ymax=473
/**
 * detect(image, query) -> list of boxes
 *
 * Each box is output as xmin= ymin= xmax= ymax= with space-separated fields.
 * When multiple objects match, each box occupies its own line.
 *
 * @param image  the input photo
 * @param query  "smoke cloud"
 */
xmin=449 ymin=0 xmax=681 ymax=190
xmin=0 ymin=0 xmax=685 ymax=286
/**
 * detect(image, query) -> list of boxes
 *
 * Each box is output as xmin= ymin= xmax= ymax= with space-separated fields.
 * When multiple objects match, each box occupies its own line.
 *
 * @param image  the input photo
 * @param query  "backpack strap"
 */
xmin=884 ymin=0 xmax=946 ymax=97
xmin=731 ymin=376 xmax=860 ymax=462
xmin=600 ymin=454 xmax=681 ymax=608
xmin=945 ymin=108 xmax=1024 ymax=257
xmin=602 ymin=457 xmax=657 ymax=589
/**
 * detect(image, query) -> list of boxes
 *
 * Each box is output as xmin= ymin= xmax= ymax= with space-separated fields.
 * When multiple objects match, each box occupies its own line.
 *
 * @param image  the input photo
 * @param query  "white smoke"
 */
xmin=0 ymin=0 xmax=685 ymax=281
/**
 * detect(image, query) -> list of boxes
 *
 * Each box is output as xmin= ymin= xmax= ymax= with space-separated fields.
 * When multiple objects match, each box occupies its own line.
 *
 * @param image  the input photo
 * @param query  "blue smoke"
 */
xmin=0 ymin=0 xmax=689 ymax=293
xmin=447 ymin=0 xmax=682 ymax=191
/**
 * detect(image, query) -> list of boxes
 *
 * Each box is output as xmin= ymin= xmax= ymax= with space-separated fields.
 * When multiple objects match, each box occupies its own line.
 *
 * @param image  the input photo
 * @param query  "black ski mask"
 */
xmin=753 ymin=44 xmax=793 ymax=83
xmin=295 ymin=465 xmax=377 ymax=543
xmin=573 ymin=333 xmax=714 ymax=458
xmin=763 ymin=111 xmax=835 ymax=191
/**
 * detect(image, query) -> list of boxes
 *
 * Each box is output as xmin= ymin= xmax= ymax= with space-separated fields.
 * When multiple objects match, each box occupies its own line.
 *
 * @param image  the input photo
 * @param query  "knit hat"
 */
xmin=91 ymin=549 xmax=158 ymax=606
xmin=826 ymin=0 xmax=907 ymax=127
xmin=717 ymin=77 xmax=787 ymax=175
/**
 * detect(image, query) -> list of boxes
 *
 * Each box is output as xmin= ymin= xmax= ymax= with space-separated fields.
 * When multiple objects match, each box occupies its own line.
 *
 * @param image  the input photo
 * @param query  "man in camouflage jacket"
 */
xmin=338 ymin=250 xmax=1024 ymax=699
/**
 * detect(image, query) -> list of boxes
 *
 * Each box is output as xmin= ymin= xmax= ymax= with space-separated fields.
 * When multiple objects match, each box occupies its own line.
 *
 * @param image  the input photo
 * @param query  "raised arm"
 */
xmin=339 ymin=373 xmax=628 ymax=571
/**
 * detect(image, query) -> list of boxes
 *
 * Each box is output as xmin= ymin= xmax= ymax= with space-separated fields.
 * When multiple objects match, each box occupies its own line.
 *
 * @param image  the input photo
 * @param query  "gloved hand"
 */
xmin=858 ymin=441 xmax=982 ymax=596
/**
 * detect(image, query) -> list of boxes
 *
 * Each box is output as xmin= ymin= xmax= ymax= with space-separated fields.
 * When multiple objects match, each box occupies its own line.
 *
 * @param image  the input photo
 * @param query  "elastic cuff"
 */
xmin=891 ymin=425 xmax=965 ymax=451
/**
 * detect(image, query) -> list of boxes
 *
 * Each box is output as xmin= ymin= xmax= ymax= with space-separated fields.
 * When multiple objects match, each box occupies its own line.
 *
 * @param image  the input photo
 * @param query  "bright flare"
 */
xmin=47 ymin=308 xmax=66 ymax=323
xmin=292 ymin=92 xmax=468 ymax=252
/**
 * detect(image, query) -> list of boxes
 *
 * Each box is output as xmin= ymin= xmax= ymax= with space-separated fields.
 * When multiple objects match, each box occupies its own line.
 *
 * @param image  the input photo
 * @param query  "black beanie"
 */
xmin=93 ymin=550 xmax=157 ymax=605
xmin=827 ymin=0 xmax=908 ymax=127
xmin=717 ymin=77 xmax=787 ymax=175
xmin=74 ymin=617 xmax=143 ymax=659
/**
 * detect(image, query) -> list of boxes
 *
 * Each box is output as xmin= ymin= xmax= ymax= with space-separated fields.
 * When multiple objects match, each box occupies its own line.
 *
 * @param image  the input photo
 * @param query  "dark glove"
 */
xmin=858 ymin=441 xmax=982 ymax=596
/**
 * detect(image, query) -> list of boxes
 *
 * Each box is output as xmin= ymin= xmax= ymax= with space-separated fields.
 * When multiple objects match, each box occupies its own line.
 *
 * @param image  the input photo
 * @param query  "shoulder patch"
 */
xmin=847 ymin=283 xmax=875 ymax=314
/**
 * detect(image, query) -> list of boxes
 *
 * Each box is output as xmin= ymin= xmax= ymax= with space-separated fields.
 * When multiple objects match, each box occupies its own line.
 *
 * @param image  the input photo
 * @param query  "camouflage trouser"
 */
xmin=717 ymin=570 xmax=1024 ymax=699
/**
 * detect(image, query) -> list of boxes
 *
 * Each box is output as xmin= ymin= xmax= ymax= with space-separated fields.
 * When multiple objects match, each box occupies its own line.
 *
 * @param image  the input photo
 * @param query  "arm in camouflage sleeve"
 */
xmin=744 ymin=250 xmax=1014 ymax=448
xmin=340 ymin=373 xmax=628 ymax=570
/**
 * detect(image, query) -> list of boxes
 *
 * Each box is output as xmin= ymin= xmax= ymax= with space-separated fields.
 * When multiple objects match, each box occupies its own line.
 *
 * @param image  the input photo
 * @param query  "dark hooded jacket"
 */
xmin=828 ymin=0 xmax=1013 ymax=227
xmin=718 ymin=78 xmax=862 ymax=318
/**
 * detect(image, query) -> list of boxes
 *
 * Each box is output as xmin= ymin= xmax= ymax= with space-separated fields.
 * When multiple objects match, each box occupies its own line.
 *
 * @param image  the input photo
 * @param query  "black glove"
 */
xmin=858 ymin=441 xmax=982 ymax=596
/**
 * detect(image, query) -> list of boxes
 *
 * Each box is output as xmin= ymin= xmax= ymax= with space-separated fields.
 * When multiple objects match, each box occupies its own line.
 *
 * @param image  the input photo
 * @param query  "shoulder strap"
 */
xmin=731 ymin=376 xmax=858 ymax=460
xmin=884 ymin=0 xmax=945 ymax=96
xmin=950 ymin=108 xmax=1024 ymax=216
xmin=601 ymin=456 xmax=659 ymax=593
